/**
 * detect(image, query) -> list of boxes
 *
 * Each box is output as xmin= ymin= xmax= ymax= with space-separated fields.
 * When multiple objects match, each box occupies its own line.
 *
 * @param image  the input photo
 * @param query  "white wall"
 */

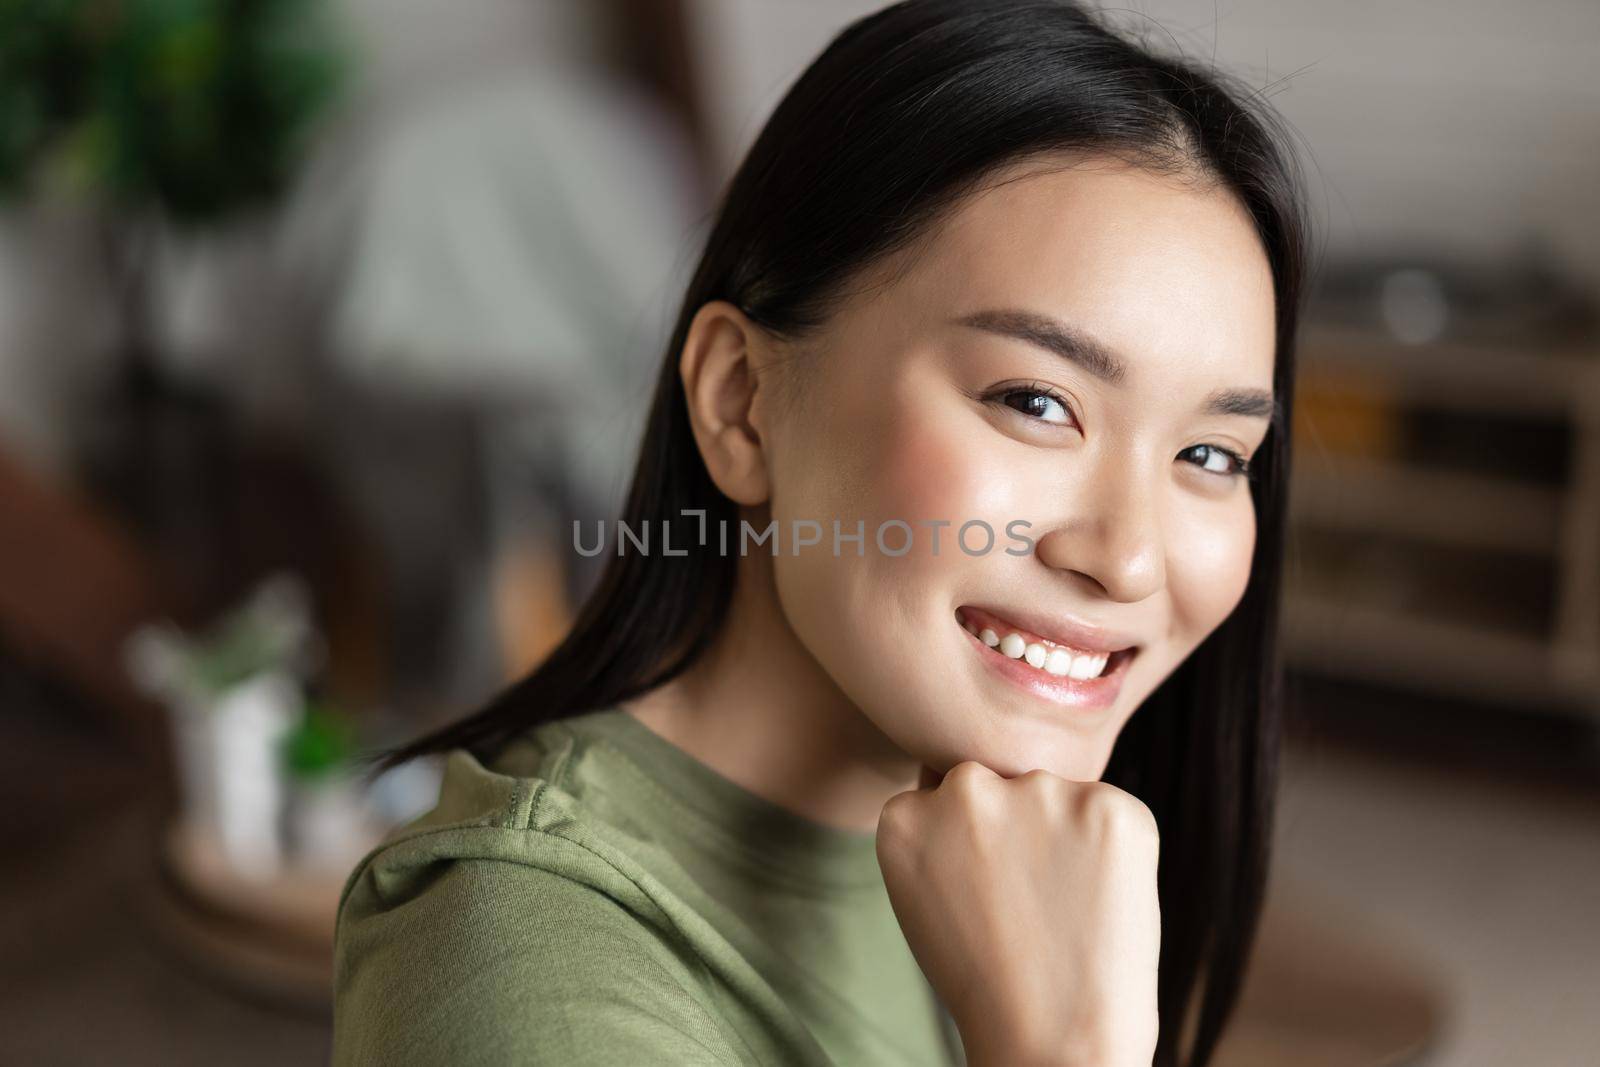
xmin=685 ymin=0 xmax=1600 ymax=291
xmin=6 ymin=0 xmax=1595 ymax=472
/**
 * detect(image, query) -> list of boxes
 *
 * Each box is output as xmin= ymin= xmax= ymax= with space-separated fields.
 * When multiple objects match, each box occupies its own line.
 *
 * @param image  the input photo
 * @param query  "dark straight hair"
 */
xmin=381 ymin=2 xmax=1311 ymax=1063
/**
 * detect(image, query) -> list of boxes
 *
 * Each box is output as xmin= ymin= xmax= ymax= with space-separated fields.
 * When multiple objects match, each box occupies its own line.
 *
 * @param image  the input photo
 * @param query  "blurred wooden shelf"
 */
xmin=1299 ymin=322 xmax=1600 ymax=415
xmin=1288 ymin=321 xmax=1600 ymax=719
xmin=1214 ymin=877 xmax=1445 ymax=1067
xmin=1283 ymin=595 xmax=1597 ymax=713
xmin=143 ymin=819 xmax=344 ymax=1011
xmin=1291 ymin=455 xmax=1563 ymax=555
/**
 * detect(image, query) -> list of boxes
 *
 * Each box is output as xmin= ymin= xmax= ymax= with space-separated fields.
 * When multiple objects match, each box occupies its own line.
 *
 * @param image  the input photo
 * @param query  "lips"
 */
xmin=956 ymin=604 xmax=1140 ymax=656
xmin=956 ymin=604 xmax=1139 ymax=711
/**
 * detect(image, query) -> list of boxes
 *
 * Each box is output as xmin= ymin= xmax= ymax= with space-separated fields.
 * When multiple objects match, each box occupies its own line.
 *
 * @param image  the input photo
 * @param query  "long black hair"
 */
xmin=380 ymin=2 xmax=1312 ymax=1064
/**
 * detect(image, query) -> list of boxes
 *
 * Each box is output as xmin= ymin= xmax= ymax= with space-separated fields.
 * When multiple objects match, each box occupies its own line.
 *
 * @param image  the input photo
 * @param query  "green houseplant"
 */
xmin=0 ymin=0 xmax=350 ymax=612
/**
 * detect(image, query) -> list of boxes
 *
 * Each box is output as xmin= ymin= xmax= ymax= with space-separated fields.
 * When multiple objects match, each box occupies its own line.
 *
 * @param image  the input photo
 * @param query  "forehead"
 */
xmin=876 ymin=154 xmax=1278 ymax=391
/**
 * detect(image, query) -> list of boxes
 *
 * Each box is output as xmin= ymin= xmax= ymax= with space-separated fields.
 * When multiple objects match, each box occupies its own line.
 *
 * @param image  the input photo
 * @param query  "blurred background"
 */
xmin=1 ymin=2 xmax=1596 ymax=1065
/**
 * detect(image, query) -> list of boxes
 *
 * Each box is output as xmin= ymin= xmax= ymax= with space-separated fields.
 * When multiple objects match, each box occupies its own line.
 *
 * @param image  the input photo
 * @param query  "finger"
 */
xmin=919 ymin=763 xmax=944 ymax=791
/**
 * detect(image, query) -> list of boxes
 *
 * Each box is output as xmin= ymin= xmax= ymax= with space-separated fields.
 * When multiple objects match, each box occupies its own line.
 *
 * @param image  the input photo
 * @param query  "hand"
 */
xmin=875 ymin=760 xmax=1160 ymax=1067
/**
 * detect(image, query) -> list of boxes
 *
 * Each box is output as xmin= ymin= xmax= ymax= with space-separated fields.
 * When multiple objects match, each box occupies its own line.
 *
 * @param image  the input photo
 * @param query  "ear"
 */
xmin=679 ymin=300 xmax=776 ymax=506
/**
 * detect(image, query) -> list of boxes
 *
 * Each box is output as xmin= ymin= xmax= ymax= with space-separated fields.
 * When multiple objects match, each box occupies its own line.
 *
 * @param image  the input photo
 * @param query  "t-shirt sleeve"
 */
xmin=332 ymin=854 xmax=748 ymax=1066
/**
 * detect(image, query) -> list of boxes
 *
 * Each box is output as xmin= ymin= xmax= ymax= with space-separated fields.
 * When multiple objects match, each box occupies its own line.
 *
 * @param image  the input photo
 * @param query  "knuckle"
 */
xmin=1080 ymin=782 xmax=1159 ymax=840
xmin=1017 ymin=766 xmax=1067 ymax=800
xmin=943 ymin=759 xmax=993 ymax=788
xmin=1120 ymin=797 xmax=1161 ymax=845
xmin=942 ymin=761 xmax=999 ymax=807
xmin=1018 ymin=768 xmax=1071 ymax=826
xmin=942 ymin=761 xmax=1002 ymax=830
xmin=877 ymin=792 xmax=917 ymax=834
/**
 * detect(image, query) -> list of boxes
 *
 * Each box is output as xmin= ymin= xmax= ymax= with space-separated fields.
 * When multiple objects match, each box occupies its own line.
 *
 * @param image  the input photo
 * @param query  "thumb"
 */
xmin=918 ymin=763 xmax=944 ymax=791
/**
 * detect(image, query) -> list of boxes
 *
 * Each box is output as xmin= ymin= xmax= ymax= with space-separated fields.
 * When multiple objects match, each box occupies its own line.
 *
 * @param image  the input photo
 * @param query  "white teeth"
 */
xmin=961 ymin=613 xmax=1117 ymax=681
xmin=970 ymin=624 xmax=1111 ymax=678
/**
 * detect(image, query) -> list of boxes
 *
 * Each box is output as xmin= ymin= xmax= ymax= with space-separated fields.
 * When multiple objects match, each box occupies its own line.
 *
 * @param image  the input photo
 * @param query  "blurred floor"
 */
xmin=1274 ymin=677 xmax=1600 ymax=1067
xmin=1 ymin=650 xmax=1596 ymax=1066
xmin=0 ymin=646 xmax=331 ymax=1066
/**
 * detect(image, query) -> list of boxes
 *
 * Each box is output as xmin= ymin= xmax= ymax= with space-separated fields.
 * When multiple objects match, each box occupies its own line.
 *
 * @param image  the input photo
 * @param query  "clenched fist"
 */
xmin=875 ymin=760 xmax=1160 ymax=1067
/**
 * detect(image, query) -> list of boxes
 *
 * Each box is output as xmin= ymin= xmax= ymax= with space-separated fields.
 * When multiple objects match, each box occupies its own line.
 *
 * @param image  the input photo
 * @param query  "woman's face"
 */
xmin=753 ymin=155 xmax=1278 ymax=782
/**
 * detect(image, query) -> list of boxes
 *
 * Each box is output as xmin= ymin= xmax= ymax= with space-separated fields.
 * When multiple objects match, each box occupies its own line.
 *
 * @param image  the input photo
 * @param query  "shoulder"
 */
xmin=334 ymin=857 xmax=742 ymax=1066
xmin=331 ymin=752 xmax=745 ymax=1066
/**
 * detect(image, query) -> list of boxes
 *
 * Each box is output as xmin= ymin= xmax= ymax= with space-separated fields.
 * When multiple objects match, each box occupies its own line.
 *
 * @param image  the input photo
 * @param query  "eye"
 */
xmin=986 ymin=383 xmax=1075 ymax=427
xmin=1181 ymin=443 xmax=1254 ymax=480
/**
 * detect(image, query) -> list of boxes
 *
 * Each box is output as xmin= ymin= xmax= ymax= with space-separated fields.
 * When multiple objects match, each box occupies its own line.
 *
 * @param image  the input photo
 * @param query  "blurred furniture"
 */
xmin=1216 ymin=877 xmax=1446 ymax=1067
xmin=143 ymin=817 xmax=343 ymax=1012
xmin=1285 ymin=321 xmax=1600 ymax=720
xmin=491 ymin=522 xmax=578 ymax=679
xmin=0 ymin=445 xmax=173 ymax=774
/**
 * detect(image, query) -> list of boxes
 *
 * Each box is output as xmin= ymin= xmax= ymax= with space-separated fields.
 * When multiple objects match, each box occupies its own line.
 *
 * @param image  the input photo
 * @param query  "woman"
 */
xmin=333 ymin=1 xmax=1311 ymax=1064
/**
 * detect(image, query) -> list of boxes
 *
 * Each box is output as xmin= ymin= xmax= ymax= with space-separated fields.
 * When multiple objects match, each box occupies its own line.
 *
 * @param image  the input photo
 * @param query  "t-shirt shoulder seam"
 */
xmin=348 ymin=804 xmax=655 ymax=926
xmin=540 ymin=718 xmax=582 ymax=789
xmin=340 ymin=774 xmax=565 ymax=918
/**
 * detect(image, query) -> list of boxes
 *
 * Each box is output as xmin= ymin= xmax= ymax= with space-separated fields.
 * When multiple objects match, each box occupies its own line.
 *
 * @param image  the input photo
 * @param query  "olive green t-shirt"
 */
xmin=332 ymin=706 xmax=965 ymax=1065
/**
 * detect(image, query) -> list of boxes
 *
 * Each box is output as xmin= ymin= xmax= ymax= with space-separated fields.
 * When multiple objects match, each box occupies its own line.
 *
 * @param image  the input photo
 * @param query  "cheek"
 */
xmin=765 ymin=396 xmax=1003 ymax=711
xmin=1168 ymin=498 xmax=1256 ymax=634
xmin=871 ymin=406 xmax=1022 ymax=540
xmin=779 ymin=405 xmax=988 ymax=616
xmin=877 ymin=415 xmax=977 ymax=522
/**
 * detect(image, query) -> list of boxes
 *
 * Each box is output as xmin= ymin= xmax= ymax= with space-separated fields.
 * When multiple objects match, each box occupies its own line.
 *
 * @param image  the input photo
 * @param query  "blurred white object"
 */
xmin=280 ymin=62 xmax=704 ymax=520
xmin=1379 ymin=267 xmax=1451 ymax=345
xmin=365 ymin=753 xmax=446 ymax=827
xmin=125 ymin=571 xmax=323 ymax=697
xmin=125 ymin=570 xmax=323 ymax=879
xmin=285 ymin=771 xmax=377 ymax=875
xmin=168 ymin=670 xmax=299 ymax=879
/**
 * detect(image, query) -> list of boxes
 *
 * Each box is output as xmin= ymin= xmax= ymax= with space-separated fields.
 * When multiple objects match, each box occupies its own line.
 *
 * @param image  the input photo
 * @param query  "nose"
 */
xmin=1032 ymin=453 xmax=1166 ymax=603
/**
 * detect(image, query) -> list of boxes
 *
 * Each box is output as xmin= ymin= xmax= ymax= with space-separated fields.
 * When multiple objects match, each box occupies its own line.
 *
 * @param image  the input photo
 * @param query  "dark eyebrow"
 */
xmin=952 ymin=308 xmax=1128 ymax=385
xmin=950 ymin=307 xmax=1276 ymax=421
xmin=1202 ymin=386 xmax=1278 ymax=420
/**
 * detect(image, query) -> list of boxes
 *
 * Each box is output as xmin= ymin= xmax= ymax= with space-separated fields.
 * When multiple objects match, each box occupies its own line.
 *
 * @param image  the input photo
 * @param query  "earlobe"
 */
xmin=679 ymin=300 xmax=772 ymax=506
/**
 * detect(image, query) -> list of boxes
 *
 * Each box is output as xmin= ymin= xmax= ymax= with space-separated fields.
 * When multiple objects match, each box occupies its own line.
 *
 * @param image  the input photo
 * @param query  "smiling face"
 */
xmin=697 ymin=153 xmax=1278 ymax=783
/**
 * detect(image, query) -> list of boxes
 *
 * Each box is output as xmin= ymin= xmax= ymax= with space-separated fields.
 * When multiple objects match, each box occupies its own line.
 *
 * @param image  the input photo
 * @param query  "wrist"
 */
xmin=958 ymin=1021 xmax=1153 ymax=1067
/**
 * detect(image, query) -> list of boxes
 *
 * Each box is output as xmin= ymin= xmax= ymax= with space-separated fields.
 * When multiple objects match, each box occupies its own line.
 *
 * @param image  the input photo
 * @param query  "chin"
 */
xmin=921 ymin=694 xmax=1120 ymax=782
xmin=992 ymin=737 xmax=1113 ymax=782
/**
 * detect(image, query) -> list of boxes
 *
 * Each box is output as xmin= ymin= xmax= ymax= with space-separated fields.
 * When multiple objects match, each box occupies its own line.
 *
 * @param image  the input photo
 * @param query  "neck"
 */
xmin=621 ymin=552 xmax=922 ymax=835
